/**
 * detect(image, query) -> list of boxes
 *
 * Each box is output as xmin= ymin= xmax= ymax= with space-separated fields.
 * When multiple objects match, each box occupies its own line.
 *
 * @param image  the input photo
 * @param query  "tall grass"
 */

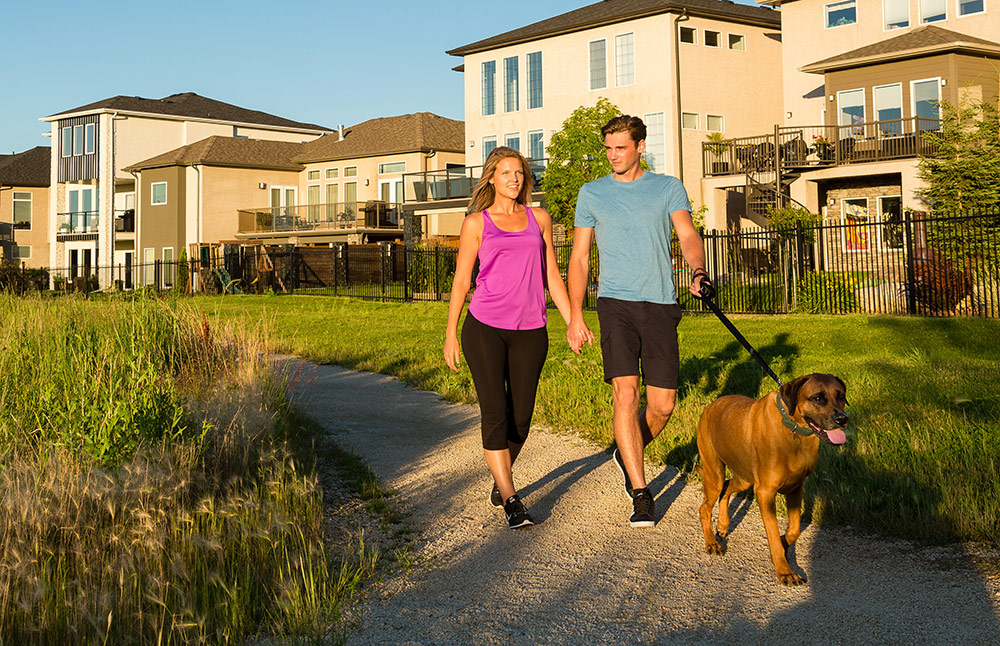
xmin=205 ymin=295 xmax=1000 ymax=547
xmin=0 ymin=294 xmax=375 ymax=644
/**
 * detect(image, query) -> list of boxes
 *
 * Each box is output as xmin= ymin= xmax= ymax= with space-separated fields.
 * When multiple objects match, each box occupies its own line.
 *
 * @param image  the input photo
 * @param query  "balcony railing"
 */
xmin=237 ymin=201 xmax=404 ymax=235
xmin=703 ymin=117 xmax=942 ymax=177
xmin=57 ymin=210 xmax=99 ymax=235
xmin=115 ymin=208 xmax=135 ymax=233
xmin=403 ymin=158 xmax=547 ymax=203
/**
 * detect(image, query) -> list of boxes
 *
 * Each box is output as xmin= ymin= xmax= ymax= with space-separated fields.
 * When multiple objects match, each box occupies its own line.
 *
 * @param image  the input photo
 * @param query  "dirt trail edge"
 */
xmin=282 ymin=358 xmax=1000 ymax=646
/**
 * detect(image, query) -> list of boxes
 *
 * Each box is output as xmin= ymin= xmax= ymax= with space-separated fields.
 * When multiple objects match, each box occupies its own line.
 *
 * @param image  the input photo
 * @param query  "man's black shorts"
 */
xmin=596 ymin=297 xmax=682 ymax=388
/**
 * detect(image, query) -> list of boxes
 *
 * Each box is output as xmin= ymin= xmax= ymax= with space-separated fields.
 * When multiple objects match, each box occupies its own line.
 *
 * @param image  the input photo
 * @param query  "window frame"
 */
xmin=503 ymin=55 xmax=519 ymax=112
xmin=642 ymin=112 xmax=666 ymax=173
xmin=378 ymin=161 xmax=407 ymax=174
xmin=504 ymin=132 xmax=521 ymax=152
xmin=528 ymin=130 xmax=544 ymax=161
xmin=877 ymin=195 xmax=905 ymax=251
xmin=151 ymin=181 xmax=168 ymax=206
xmin=344 ymin=166 xmax=358 ymax=178
xmin=12 ymin=191 xmax=32 ymax=228
xmin=911 ymin=77 xmax=943 ymax=126
xmin=837 ymin=87 xmax=866 ymax=133
xmin=704 ymin=30 xmax=722 ymax=48
xmin=841 ymin=197 xmax=872 ymax=252
xmin=527 ymin=51 xmax=543 ymax=109
xmin=614 ymin=32 xmax=636 ymax=87
xmin=706 ymin=114 xmax=725 ymax=132
xmin=482 ymin=60 xmax=497 ymax=117
xmin=874 ymin=82 xmax=904 ymax=133
xmin=84 ymin=123 xmax=96 ymax=155
xmin=883 ymin=0 xmax=911 ymax=29
xmin=958 ymin=0 xmax=985 ymax=16
xmin=679 ymin=26 xmax=697 ymax=45
xmin=61 ymin=127 xmax=72 ymax=158
xmin=12 ymin=244 xmax=31 ymax=260
xmin=482 ymin=135 xmax=498 ymax=163
xmin=325 ymin=168 xmax=339 ymax=179
xmin=307 ymin=169 xmax=320 ymax=181
xmin=588 ymin=39 xmax=607 ymax=90
xmin=73 ymin=124 xmax=84 ymax=156
xmin=681 ymin=112 xmax=700 ymax=130
xmin=825 ymin=0 xmax=858 ymax=28
xmin=919 ymin=0 xmax=947 ymax=22
xmin=727 ymin=33 xmax=746 ymax=50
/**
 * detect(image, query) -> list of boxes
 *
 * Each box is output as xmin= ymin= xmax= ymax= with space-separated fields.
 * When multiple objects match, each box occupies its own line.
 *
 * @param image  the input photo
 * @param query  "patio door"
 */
xmin=837 ymin=88 xmax=865 ymax=135
xmin=912 ymin=78 xmax=941 ymax=130
xmin=379 ymin=179 xmax=403 ymax=224
xmin=67 ymin=185 xmax=98 ymax=233
xmin=269 ymin=186 xmax=297 ymax=230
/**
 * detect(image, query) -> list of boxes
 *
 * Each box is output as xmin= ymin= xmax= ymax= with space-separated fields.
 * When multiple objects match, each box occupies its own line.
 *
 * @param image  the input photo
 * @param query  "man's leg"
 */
xmin=614 ymin=382 xmax=677 ymax=490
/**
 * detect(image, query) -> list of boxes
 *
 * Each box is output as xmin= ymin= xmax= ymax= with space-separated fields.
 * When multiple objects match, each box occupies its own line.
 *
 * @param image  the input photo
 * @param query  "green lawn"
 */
xmin=203 ymin=294 xmax=1000 ymax=546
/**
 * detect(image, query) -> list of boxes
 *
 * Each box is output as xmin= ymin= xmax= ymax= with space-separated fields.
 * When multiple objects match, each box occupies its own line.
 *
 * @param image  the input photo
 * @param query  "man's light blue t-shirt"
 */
xmin=574 ymin=172 xmax=691 ymax=304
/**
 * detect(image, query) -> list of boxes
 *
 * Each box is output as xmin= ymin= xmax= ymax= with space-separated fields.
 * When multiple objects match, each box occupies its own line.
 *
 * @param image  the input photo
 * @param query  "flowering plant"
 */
xmin=812 ymin=134 xmax=831 ymax=145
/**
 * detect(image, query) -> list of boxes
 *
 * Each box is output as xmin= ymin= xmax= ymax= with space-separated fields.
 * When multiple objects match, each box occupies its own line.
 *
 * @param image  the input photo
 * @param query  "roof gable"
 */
xmin=125 ymin=136 xmax=305 ymax=172
xmin=447 ymin=0 xmax=780 ymax=56
xmin=45 ymin=92 xmax=332 ymax=133
xmin=802 ymin=25 xmax=1000 ymax=73
xmin=295 ymin=112 xmax=464 ymax=163
xmin=0 ymin=146 xmax=51 ymax=187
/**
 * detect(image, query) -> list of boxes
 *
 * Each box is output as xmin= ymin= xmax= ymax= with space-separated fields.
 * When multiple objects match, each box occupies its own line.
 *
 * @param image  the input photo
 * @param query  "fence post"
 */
xmin=793 ymin=220 xmax=805 ymax=311
xmin=904 ymin=210 xmax=917 ymax=314
xmin=434 ymin=247 xmax=440 ymax=300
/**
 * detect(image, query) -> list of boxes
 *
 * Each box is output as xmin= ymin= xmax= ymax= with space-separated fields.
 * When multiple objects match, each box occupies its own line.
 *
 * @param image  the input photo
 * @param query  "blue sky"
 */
xmin=1 ymin=0 xmax=760 ymax=154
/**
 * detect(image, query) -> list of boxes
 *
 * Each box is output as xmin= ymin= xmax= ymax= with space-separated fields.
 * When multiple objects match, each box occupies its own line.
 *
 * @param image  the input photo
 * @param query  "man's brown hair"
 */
xmin=601 ymin=115 xmax=646 ymax=143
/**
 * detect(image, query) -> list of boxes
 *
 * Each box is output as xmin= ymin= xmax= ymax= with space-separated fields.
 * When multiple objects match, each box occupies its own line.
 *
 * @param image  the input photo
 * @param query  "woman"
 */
xmin=444 ymin=147 xmax=589 ymax=529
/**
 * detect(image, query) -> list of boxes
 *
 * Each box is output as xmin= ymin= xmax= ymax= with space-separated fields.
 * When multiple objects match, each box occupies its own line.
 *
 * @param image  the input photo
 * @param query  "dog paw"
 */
xmin=705 ymin=542 xmax=723 ymax=555
xmin=777 ymin=572 xmax=806 ymax=586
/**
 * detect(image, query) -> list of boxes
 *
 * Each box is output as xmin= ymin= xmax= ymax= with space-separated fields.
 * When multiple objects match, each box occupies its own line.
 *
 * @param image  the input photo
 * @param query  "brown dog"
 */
xmin=697 ymin=373 xmax=848 ymax=585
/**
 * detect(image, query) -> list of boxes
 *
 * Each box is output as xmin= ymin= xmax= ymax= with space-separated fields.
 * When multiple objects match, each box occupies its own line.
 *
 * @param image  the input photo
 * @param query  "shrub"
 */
xmin=795 ymin=271 xmax=859 ymax=313
xmin=912 ymin=248 xmax=972 ymax=313
xmin=408 ymin=245 xmax=456 ymax=295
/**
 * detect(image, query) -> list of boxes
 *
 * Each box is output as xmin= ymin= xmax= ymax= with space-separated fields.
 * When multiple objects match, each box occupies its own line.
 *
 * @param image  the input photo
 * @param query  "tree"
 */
xmin=543 ymin=98 xmax=624 ymax=230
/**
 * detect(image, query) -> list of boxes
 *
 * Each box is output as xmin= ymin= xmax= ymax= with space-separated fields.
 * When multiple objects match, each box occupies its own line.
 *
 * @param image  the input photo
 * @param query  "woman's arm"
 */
xmin=444 ymin=213 xmax=483 ymax=372
xmin=535 ymin=208 xmax=592 ymax=352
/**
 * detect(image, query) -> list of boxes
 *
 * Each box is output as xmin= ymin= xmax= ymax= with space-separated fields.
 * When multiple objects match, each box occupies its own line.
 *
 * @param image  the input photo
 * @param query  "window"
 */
xmin=682 ymin=112 xmax=699 ymax=129
xmin=12 ymin=245 xmax=31 ymax=260
xmin=143 ymin=248 xmax=155 ymax=286
xmin=85 ymin=123 xmax=95 ymax=155
xmin=643 ymin=112 xmax=665 ymax=173
xmin=326 ymin=168 xmax=338 ymax=179
xmin=344 ymin=182 xmax=358 ymax=215
xmin=920 ymin=0 xmax=946 ymax=22
xmin=73 ymin=125 xmax=84 ymax=156
xmin=884 ymin=0 xmax=910 ymax=29
xmin=163 ymin=247 xmax=174 ymax=288
xmin=61 ymin=127 xmax=72 ymax=157
xmin=679 ymin=26 xmax=697 ymax=44
xmin=826 ymin=0 xmax=857 ymax=27
xmin=589 ymin=40 xmax=607 ymax=90
xmin=704 ymin=30 xmax=721 ymax=48
xmin=482 ymin=135 xmax=498 ymax=163
xmin=326 ymin=184 xmax=339 ymax=221
xmin=707 ymin=114 xmax=725 ymax=132
xmin=837 ymin=88 xmax=865 ymax=133
xmin=874 ymin=83 xmax=903 ymax=134
xmin=728 ymin=34 xmax=746 ymax=50
xmin=879 ymin=196 xmax=904 ymax=250
xmin=615 ymin=33 xmax=635 ymax=86
xmin=307 ymin=169 xmax=320 ymax=180
xmin=527 ymin=51 xmax=543 ymax=109
xmin=151 ymin=182 xmax=167 ymax=205
xmin=842 ymin=198 xmax=871 ymax=251
xmin=13 ymin=192 xmax=31 ymax=227
xmin=504 ymin=132 xmax=520 ymax=152
xmin=344 ymin=166 xmax=358 ymax=177
xmin=307 ymin=184 xmax=320 ymax=221
xmin=912 ymin=78 xmax=941 ymax=128
xmin=482 ymin=60 xmax=496 ymax=116
xmin=379 ymin=161 xmax=406 ymax=174
xmin=959 ymin=0 xmax=984 ymax=15
xmin=503 ymin=56 xmax=519 ymax=112
xmin=528 ymin=130 xmax=545 ymax=161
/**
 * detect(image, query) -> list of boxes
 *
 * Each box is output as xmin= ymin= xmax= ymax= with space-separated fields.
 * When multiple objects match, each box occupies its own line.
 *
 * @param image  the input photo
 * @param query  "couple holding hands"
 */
xmin=444 ymin=115 xmax=709 ymax=529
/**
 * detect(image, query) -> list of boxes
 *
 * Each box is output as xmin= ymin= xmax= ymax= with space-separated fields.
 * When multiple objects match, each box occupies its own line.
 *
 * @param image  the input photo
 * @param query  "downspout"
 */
xmin=194 ymin=164 xmax=202 ymax=289
xmin=673 ymin=10 xmax=689 ymax=181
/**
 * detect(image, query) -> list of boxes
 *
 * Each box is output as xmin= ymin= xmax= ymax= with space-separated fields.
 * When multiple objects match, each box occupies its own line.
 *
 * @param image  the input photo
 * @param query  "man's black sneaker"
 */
xmin=489 ymin=482 xmax=503 ymax=508
xmin=503 ymin=495 xmax=534 ymax=529
xmin=629 ymin=487 xmax=655 ymax=528
xmin=612 ymin=447 xmax=632 ymax=500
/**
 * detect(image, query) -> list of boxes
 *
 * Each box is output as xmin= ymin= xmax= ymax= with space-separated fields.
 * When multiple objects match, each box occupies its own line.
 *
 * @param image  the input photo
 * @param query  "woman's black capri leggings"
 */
xmin=461 ymin=313 xmax=548 ymax=450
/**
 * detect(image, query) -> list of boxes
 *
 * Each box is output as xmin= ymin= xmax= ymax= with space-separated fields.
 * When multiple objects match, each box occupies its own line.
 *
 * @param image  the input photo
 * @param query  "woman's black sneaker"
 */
xmin=503 ymin=494 xmax=534 ymax=529
xmin=489 ymin=482 xmax=503 ymax=508
xmin=629 ymin=487 xmax=655 ymax=528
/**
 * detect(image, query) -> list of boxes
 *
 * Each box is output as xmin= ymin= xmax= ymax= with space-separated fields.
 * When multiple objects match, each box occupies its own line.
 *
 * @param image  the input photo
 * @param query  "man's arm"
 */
xmin=566 ymin=226 xmax=595 ymax=353
xmin=670 ymin=209 xmax=708 ymax=297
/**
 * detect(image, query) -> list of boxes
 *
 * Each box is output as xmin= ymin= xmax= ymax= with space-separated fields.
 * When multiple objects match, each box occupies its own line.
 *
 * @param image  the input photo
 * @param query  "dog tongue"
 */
xmin=826 ymin=428 xmax=847 ymax=445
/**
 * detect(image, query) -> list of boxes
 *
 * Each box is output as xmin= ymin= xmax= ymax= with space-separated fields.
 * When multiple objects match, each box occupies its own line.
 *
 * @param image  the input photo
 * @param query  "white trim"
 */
xmin=883 ymin=0 xmax=911 ymax=30
xmin=504 ymin=132 xmax=521 ymax=152
xmin=588 ymin=38 xmax=608 ymax=90
xmin=12 ymin=244 xmax=31 ymax=260
xmin=61 ymin=126 xmax=72 ymax=158
xmin=343 ymin=166 xmax=358 ymax=178
xmin=527 ymin=50 xmax=543 ymax=110
xmin=919 ymin=0 xmax=947 ymax=23
xmin=73 ymin=124 xmax=84 ymax=156
xmin=378 ymin=161 xmax=407 ymax=174
xmin=503 ymin=55 xmax=520 ymax=113
xmin=840 ymin=196 xmax=871 ymax=253
xmin=836 ymin=87 xmax=866 ymax=130
xmin=12 ymin=191 xmax=32 ymax=230
xmin=307 ymin=169 xmax=321 ymax=181
xmin=874 ymin=82 xmax=903 ymax=124
xmin=614 ymin=32 xmax=636 ymax=87
xmin=681 ymin=112 xmax=700 ymax=130
xmin=824 ymin=0 xmax=858 ymax=29
xmin=481 ymin=59 xmax=497 ymax=117
xmin=704 ymin=29 xmax=722 ymax=48
xmin=151 ymin=181 xmax=168 ymax=206
xmin=706 ymin=114 xmax=726 ymax=132
xmin=910 ymin=76 xmax=942 ymax=121
xmin=727 ymin=33 xmax=746 ymax=51
xmin=679 ymin=25 xmax=698 ymax=45
xmin=84 ymin=123 xmax=96 ymax=155
xmin=527 ymin=129 xmax=545 ymax=160
xmin=325 ymin=167 xmax=339 ymax=179
xmin=40 ymin=109 xmax=331 ymax=136
xmin=957 ymin=0 xmax=986 ymax=18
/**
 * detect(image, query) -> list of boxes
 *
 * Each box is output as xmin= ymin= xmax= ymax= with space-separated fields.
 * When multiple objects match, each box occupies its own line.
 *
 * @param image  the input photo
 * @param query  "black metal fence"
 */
xmin=4 ymin=212 xmax=997 ymax=318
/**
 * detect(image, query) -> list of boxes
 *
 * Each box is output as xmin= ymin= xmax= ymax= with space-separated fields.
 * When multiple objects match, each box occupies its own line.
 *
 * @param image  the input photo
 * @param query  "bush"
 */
xmin=795 ymin=271 xmax=859 ymax=313
xmin=408 ymin=245 xmax=456 ymax=295
xmin=912 ymin=249 xmax=971 ymax=313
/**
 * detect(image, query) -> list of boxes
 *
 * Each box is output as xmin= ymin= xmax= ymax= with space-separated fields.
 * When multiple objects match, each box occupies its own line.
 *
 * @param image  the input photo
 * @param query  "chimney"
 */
xmin=337 ymin=124 xmax=345 ymax=141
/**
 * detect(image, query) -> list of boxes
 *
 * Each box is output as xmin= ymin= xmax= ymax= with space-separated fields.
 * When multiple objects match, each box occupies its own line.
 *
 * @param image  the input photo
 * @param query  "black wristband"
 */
xmin=692 ymin=268 xmax=709 ymax=279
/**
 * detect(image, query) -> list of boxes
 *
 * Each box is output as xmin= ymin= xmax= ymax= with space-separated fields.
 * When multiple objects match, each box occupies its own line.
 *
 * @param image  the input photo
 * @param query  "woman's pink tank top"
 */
xmin=467 ymin=206 xmax=547 ymax=330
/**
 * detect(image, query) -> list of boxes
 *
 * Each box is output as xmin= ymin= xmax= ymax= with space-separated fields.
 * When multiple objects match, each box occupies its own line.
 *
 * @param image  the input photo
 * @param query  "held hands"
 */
xmin=566 ymin=318 xmax=595 ymax=354
xmin=444 ymin=334 xmax=461 ymax=372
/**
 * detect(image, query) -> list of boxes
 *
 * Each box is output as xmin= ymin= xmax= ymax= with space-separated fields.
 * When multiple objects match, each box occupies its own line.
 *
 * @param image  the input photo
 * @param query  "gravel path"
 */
xmin=285 ymin=358 xmax=1000 ymax=646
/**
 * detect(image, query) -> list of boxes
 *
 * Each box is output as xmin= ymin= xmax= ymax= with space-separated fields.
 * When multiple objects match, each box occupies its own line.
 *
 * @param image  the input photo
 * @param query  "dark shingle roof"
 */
xmin=447 ymin=0 xmax=780 ymax=56
xmin=802 ymin=25 xmax=1000 ymax=73
xmin=0 ymin=146 xmax=51 ymax=187
xmin=125 ymin=136 xmax=305 ymax=172
xmin=295 ymin=112 xmax=464 ymax=163
xmin=45 ymin=92 xmax=332 ymax=132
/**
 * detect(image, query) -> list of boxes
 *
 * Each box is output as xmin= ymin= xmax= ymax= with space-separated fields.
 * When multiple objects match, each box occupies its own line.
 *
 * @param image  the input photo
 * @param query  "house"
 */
xmin=0 ymin=146 xmax=50 ymax=268
xmin=700 ymin=1 xmax=1000 ymax=235
xmin=40 ymin=92 xmax=332 ymax=287
xmin=441 ymin=0 xmax=784 ymax=216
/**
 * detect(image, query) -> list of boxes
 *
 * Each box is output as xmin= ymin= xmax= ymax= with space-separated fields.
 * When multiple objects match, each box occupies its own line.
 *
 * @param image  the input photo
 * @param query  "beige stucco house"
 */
xmin=0 ymin=146 xmax=50 ymax=268
xmin=40 ymin=92 xmax=332 ymax=288
xmin=443 ymin=0 xmax=784 ymax=220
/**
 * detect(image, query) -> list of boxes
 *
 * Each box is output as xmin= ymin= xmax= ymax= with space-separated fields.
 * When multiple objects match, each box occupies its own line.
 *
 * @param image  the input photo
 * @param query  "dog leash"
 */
xmin=695 ymin=272 xmax=784 ymax=387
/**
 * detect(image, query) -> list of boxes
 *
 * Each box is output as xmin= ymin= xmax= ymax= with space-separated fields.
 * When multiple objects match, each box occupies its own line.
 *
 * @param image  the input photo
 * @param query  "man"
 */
xmin=566 ymin=115 xmax=709 ymax=527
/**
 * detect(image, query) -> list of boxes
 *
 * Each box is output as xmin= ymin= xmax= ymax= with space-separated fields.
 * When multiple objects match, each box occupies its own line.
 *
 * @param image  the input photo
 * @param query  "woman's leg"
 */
xmin=506 ymin=326 xmax=549 ymax=447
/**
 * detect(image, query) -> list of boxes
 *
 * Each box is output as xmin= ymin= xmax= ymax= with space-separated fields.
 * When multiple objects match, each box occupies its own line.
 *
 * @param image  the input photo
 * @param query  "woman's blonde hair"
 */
xmin=467 ymin=146 xmax=535 ymax=214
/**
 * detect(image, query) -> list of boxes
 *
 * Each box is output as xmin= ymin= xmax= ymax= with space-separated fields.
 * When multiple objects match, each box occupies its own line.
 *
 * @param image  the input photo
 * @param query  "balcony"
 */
xmin=403 ymin=158 xmax=547 ymax=203
xmin=115 ymin=209 xmax=135 ymax=233
xmin=237 ymin=201 xmax=404 ymax=235
xmin=703 ymin=117 xmax=942 ymax=177
xmin=57 ymin=210 xmax=100 ymax=237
